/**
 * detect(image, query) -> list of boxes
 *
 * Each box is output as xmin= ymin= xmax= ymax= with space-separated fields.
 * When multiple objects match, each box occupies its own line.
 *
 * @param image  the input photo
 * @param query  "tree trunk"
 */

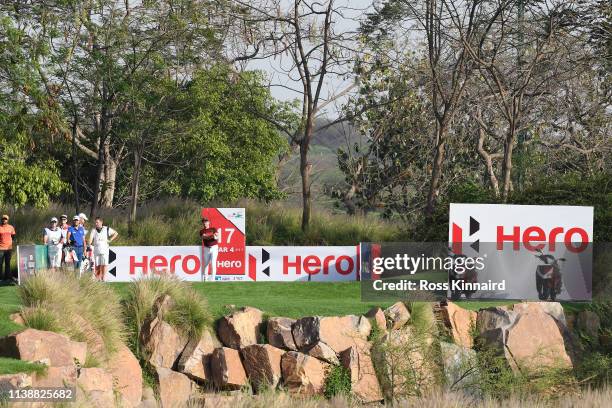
xmin=128 ymin=144 xmax=143 ymax=237
xmin=300 ymin=117 xmax=314 ymax=231
xmin=90 ymin=136 xmax=106 ymax=218
xmin=425 ymin=124 xmax=447 ymax=217
xmin=100 ymin=139 xmax=117 ymax=208
xmin=501 ymin=130 xmax=515 ymax=202
xmin=476 ymin=119 xmax=501 ymax=197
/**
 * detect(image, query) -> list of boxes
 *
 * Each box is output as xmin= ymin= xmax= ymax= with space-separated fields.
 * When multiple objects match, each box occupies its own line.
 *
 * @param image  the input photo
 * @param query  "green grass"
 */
xmin=0 ymin=357 xmax=47 ymax=375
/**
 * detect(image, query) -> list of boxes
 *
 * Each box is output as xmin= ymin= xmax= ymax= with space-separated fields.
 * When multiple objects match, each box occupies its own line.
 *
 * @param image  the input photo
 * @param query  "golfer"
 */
xmin=88 ymin=217 xmax=118 ymax=281
xmin=0 ymin=215 xmax=16 ymax=282
xmin=66 ymin=215 xmax=86 ymax=269
xmin=44 ymin=217 xmax=63 ymax=271
xmin=200 ymin=217 xmax=219 ymax=281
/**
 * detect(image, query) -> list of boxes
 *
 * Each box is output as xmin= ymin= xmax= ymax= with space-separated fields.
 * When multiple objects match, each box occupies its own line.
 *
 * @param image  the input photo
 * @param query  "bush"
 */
xmin=123 ymin=274 xmax=212 ymax=356
xmin=323 ymin=365 xmax=351 ymax=399
xmin=17 ymin=270 xmax=126 ymax=358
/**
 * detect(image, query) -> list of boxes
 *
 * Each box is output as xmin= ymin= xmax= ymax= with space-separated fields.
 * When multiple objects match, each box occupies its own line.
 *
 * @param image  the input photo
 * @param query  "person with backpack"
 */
xmin=88 ymin=217 xmax=118 ymax=281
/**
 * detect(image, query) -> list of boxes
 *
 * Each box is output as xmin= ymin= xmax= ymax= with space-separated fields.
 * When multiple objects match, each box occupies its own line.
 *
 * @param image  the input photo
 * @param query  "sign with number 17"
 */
xmin=201 ymin=208 xmax=246 ymax=278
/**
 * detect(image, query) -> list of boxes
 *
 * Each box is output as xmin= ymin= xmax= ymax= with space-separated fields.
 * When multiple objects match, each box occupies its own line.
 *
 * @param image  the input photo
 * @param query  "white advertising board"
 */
xmin=99 ymin=245 xmax=359 ymax=282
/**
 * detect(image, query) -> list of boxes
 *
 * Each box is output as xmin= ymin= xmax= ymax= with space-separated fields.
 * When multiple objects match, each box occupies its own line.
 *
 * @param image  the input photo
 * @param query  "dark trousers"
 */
xmin=0 ymin=249 xmax=12 ymax=280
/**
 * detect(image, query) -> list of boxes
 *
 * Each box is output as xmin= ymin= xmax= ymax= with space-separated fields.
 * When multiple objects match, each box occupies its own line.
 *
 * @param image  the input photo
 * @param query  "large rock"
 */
xmin=365 ymin=307 xmax=387 ymax=332
xmin=340 ymin=345 xmax=383 ymax=403
xmin=384 ymin=302 xmax=410 ymax=329
xmin=33 ymin=366 xmax=78 ymax=387
xmin=177 ymin=329 xmax=220 ymax=383
xmin=476 ymin=306 xmax=517 ymax=339
xmin=513 ymin=302 xmax=567 ymax=326
xmin=267 ymin=317 xmax=297 ymax=351
xmin=281 ymin=351 xmax=330 ymax=396
xmin=440 ymin=342 xmax=479 ymax=396
xmin=441 ymin=302 xmax=477 ymax=348
xmin=576 ymin=310 xmax=601 ymax=339
xmin=217 ymin=307 xmax=264 ymax=349
xmin=210 ymin=347 xmax=248 ymax=390
xmin=76 ymin=367 xmax=115 ymax=408
xmin=0 ymin=329 xmax=87 ymax=367
xmin=140 ymin=316 xmax=187 ymax=369
xmin=106 ymin=343 xmax=143 ymax=408
xmin=241 ymin=344 xmax=285 ymax=391
xmin=292 ymin=315 xmax=371 ymax=353
xmin=505 ymin=306 xmax=573 ymax=371
xmin=156 ymin=367 xmax=194 ymax=408
xmin=305 ymin=341 xmax=339 ymax=365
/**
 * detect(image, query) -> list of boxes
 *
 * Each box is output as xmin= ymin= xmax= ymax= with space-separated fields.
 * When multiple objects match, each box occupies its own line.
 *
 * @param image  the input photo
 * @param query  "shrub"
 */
xmin=123 ymin=274 xmax=212 ymax=356
xmin=18 ymin=270 xmax=126 ymax=358
xmin=323 ymin=364 xmax=351 ymax=399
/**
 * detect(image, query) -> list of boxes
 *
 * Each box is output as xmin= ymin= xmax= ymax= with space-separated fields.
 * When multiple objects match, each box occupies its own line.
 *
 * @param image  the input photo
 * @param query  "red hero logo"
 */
xmin=283 ymin=255 xmax=355 ymax=275
xmin=496 ymin=226 xmax=589 ymax=253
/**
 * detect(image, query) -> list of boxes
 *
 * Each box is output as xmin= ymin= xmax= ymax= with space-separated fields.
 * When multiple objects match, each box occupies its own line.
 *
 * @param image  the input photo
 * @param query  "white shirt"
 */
xmin=90 ymin=226 xmax=116 ymax=255
xmin=44 ymin=228 xmax=63 ymax=251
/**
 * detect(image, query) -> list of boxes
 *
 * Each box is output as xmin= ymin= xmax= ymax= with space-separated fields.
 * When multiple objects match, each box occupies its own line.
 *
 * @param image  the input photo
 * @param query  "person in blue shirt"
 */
xmin=66 ymin=215 xmax=86 ymax=269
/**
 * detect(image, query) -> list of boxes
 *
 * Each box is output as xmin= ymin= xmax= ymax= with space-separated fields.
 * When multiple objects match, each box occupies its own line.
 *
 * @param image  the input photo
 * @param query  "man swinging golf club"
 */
xmin=200 ymin=217 xmax=219 ymax=282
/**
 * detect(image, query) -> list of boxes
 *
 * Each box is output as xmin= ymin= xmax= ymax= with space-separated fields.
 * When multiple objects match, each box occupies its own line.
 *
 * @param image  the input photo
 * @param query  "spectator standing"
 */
xmin=44 ymin=217 xmax=63 ymax=271
xmin=66 ymin=215 xmax=86 ymax=270
xmin=59 ymin=215 xmax=69 ymax=266
xmin=200 ymin=217 xmax=219 ymax=282
xmin=88 ymin=217 xmax=118 ymax=281
xmin=0 ymin=215 xmax=16 ymax=282
xmin=78 ymin=213 xmax=89 ymax=234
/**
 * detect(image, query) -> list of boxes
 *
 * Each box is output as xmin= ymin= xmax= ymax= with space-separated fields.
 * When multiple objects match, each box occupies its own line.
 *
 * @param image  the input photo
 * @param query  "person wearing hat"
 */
xmin=200 ymin=217 xmax=219 ymax=282
xmin=78 ymin=213 xmax=89 ymax=234
xmin=66 ymin=215 xmax=86 ymax=270
xmin=88 ymin=217 xmax=118 ymax=281
xmin=43 ymin=217 xmax=64 ymax=271
xmin=0 ymin=215 xmax=16 ymax=282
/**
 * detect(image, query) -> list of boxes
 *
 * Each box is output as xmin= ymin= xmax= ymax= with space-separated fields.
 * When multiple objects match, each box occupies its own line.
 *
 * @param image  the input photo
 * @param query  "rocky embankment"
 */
xmin=0 ymin=299 xmax=602 ymax=407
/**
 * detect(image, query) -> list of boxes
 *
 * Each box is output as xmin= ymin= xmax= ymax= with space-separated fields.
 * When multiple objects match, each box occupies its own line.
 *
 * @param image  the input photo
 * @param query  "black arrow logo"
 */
xmin=108 ymin=249 xmax=117 ymax=277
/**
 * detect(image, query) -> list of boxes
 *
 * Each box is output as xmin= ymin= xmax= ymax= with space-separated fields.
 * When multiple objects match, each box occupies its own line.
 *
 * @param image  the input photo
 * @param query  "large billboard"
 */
xmin=200 ymin=208 xmax=246 ymax=278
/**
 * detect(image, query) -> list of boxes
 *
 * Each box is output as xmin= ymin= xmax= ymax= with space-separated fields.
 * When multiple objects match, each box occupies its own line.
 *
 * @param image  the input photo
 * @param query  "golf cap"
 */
xmin=60 ymin=214 xmax=68 ymax=219
xmin=50 ymin=217 xmax=58 ymax=222
xmin=1 ymin=215 xmax=8 ymax=220
xmin=78 ymin=213 xmax=88 ymax=221
xmin=73 ymin=215 xmax=80 ymax=221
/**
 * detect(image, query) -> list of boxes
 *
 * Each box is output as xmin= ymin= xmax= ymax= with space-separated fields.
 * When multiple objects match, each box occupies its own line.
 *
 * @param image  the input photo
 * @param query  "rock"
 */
xmin=210 ymin=347 xmax=248 ymax=390
xmin=505 ymin=306 xmax=573 ymax=372
xmin=513 ymin=302 xmax=567 ymax=326
xmin=384 ymin=302 xmax=410 ymax=329
xmin=32 ymin=365 xmax=78 ymax=387
xmin=340 ymin=345 xmax=383 ymax=403
xmin=281 ymin=351 xmax=330 ymax=396
xmin=441 ymin=302 xmax=477 ymax=348
xmin=241 ymin=344 xmax=284 ymax=391
xmin=305 ymin=341 xmax=339 ymax=365
xmin=217 ymin=307 xmax=264 ymax=349
xmin=0 ymin=328 xmax=87 ymax=367
xmin=156 ymin=367 xmax=194 ymax=408
xmin=140 ymin=316 xmax=187 ymax=369
xmin=106 ymin=343 xmax=143 ymax=408
xmin=267 ymin=317 xmax=297 ymax=351
xmin=292 ymin=315 xmax=371 ymax=353
xmin=476 ymin=306 xmax=517 ymax=337
xmin=136 ymin=401 xmax=158 ymax=408
xmin=177 ymin=329 xmax=220 ymax=383
xmin=365 ymin=307 xmax=387 ymax=332
xmin=576 ymin=310 xmax=601 ymax=339
xmin=440 ymin=342 xmax=479 ymax=396
xmin=76 ymin=367 xmax=115 ymax=408
xmin=9 ymin=312 xmax=25 ymax=326
xmin=0 ymin=373 xmax=32 ymax=388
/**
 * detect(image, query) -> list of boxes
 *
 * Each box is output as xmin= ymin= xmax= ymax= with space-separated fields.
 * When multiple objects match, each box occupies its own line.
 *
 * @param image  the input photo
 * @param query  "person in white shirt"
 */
xmin=88 ymin=217 xmax=118 ymax=281
xmin=43 ymin=217 xmax=64 ymax=271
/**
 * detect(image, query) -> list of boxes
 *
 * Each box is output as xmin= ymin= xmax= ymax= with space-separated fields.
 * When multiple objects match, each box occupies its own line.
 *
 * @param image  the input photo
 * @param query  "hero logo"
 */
xmin=452 ymin=217 xmax=590 ymax=253
xmin=248 ymin=248 xmax=355 ymax=280
xmin=129 ymin=255 xmax=242 ymax=275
